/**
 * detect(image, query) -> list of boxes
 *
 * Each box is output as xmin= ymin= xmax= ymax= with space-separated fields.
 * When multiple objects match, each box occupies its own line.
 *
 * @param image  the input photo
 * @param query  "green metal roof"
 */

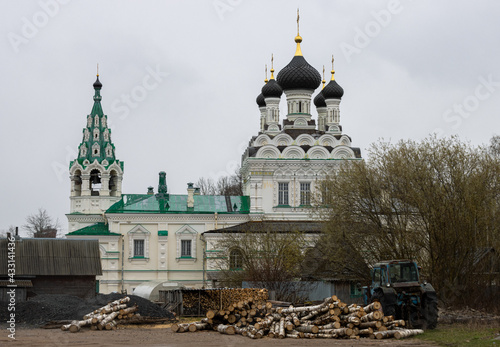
xmin=106 ymin=194 xmax=250 ymax=214
xmin=66 ymin=222 xmax=120 ymax=236
xmin=70 ymin=77 xmax=123 ymax=171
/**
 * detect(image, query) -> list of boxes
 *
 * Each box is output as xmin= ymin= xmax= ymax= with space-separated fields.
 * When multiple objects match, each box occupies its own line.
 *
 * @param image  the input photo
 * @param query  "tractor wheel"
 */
xmin=371 ymin=290 xmax=396 ymax=318
xmin=422 ymin=296 xmax=438 ymax=329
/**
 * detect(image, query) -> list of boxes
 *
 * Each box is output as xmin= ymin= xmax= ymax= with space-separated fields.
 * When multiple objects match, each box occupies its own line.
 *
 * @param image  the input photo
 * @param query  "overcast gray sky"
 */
xmin=1 ymin=0 xmax=500 ymax=235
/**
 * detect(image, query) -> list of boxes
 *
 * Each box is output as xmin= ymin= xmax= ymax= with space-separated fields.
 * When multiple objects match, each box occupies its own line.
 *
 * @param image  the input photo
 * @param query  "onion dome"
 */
xmin=93 ymin=75 xmax=102 ymax=89
xmin=276 ymin=35 xmax=321 ymax=91
xmin=261 ymin=64 xmax=283 ymax=98
xmin=314 ymin=91 xmax=326 ymax=107
xmin=323 ymin=80 xmax=344 ymax=99
xmin=323 ymin=56 xmax=344 ymax=99
xmin=256 ymin=93 xmax=266 ymax=107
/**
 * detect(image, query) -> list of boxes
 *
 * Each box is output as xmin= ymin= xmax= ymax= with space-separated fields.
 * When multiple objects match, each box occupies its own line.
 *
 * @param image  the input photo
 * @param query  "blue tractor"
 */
xmin=363 ymin=260 xmax=438 ymax=329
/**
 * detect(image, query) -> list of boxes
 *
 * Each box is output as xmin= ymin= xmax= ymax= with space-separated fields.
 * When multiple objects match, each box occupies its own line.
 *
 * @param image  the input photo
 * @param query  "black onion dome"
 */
xmin=323 ymin=79 xmax=344 ymax=99
xmin=261 ymin=79 xmax=283 ymax=98
xmin=93 ymin=76 xmax=102 ymax=89
xmin=256 ymin=93 xmax=266 ymax=107
xmin=276 ymin=56 xmax=321 ymax=91
xmin=314 ymin=91 xmax=326 ymax=107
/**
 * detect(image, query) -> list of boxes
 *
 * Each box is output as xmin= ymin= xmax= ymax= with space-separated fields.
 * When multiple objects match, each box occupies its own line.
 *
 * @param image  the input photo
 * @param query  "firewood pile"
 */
xmin=181 ymin=288 xmax=268 ymax=312
xmin=60 ymin=297 xmax=140 ymax=333
xmin=172 ymin=295 xmax=424 ymax=340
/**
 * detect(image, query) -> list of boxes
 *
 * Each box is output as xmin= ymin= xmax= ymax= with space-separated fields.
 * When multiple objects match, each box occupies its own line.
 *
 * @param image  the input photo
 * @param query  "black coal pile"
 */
xmin=0 ymin=294 xmax=174 ymax=325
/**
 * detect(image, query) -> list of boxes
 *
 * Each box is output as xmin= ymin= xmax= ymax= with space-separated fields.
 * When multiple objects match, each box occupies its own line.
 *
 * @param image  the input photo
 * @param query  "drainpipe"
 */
xmin=200 ymin=233 xmax=206 ymax=288
xmin=121 ymin=234 xmax=124 ymax=293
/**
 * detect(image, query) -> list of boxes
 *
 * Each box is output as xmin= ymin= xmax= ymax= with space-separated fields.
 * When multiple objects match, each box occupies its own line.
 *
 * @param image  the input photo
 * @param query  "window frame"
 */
xmin=300 ymin=182 xmax=311 ymax=206
xmin=278 ymin=182 xmax=289 ymax=206
xmin=133 ymin=239 xmax=145 ymax=258
xmin=181 ymin=239 xmax=192 ymax=258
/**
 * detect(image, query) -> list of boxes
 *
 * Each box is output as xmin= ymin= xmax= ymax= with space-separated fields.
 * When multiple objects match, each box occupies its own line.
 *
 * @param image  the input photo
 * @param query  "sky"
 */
xmin=1 ymin=0 xmax=500 ymax=236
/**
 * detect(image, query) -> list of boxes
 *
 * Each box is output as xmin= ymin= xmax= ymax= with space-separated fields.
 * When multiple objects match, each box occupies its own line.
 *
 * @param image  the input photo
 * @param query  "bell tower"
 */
xmin=68 ymin=74 xmax=124 ymax=215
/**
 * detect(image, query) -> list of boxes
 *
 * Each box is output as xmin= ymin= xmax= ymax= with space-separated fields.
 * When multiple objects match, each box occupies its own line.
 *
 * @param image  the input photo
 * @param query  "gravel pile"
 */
xmin=1 ymin=294 xmax=174 ymax=325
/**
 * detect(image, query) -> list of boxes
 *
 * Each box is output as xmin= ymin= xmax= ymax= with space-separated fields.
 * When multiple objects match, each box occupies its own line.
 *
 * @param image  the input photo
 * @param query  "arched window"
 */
xmin=109 ymin=170 xmax=118 ymax=196
xmin=229 ymin=249 xmax=243 ymax=270
xmin=90 ymin=169 xmax=101 ymax=196
xmin=73 ymin=170 xmax=82 ymax=196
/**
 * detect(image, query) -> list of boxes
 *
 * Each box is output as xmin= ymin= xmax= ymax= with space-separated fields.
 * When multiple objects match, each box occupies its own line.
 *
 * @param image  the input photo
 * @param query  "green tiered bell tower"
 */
xmin=68 ymin=75 xmax=124 ymax=228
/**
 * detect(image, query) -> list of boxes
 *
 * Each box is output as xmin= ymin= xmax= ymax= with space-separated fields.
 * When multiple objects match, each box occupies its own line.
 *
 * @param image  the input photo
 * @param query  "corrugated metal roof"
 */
xmin=203 ymin=221 xmax=324 ymax=234
xmin=0 ymin=239 xmax=102 ymax=276
xmin=107 ymin=194 xmax=250 ymax=214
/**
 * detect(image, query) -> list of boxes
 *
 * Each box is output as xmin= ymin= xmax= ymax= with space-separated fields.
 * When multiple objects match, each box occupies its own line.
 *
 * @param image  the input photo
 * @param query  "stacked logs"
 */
xmin=181 ymin=288 xmax=268 ymax=313
xmin=172 ymin=295 xmax=424 ymax=340
xmin=61 ymin=297 xmax=139 ymax=333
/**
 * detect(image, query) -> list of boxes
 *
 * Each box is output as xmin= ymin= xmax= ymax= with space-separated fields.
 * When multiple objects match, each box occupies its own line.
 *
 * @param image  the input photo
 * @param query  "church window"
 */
xmin=128 ymin=226 xmax=150 ymax=260
xmin=94 ymin=115 xmax=99 ymax=127
xmin=300 ymin=182 xmax=311 ymax=205
xmin=103 ymin=129 xmax=109 ymax=141
xmin=181 ymin=240 xmax=192 ymax=257
xmin=278 ymin=182 xmax=289 ymax=205
xmin=92 ymin=143 xmax=100 ymax=156
xmin=87 ymin=115 xmax=92 ymax=127
xmin=109 ymin=170 xmax=118 ymax=196
xmin=176 ymin=225 xmax=197 ymax=261
xmin=84 ymin=129 xmax=90 ymax=141
xmin=90 ymin=169 xmax=101 ymax=196
xmin=134 ymin=240 xmax=145 ymax=257
xmin=299 ymin=102 xmax=302 ymax=113
xmin=94 ymin=128 xmax=99 ymax=139
xmin=79 ymin=145 xmax=87 ymax=157
xmin=229 ymin=249 xmax=243 ymax=270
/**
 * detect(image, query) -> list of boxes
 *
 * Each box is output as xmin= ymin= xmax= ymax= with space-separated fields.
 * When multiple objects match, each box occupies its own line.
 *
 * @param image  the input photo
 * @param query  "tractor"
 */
xmin=363 ymin=260 xmax=438 ymax=329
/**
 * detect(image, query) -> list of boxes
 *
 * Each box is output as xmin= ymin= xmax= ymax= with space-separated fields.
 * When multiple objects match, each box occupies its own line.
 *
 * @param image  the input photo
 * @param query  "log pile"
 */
xmin=172 ymin=295 xmax=424 ymax=340
xmin=181 ymin=288 xmax=268 ymax=313
xmin=60 ymin=297 xmax=140 ymax=333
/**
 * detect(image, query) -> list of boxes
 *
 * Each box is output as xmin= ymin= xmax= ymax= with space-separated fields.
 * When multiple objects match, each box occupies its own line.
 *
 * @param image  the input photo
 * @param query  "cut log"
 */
xmin=188 ymin=322 xmax=209 ymax=332
xmin=295 ymin=324 xmax=319 ymax=334
xmin=217 ymin=324 xmax=235 ymax=335
xmin=360 ymin=311 xmax=383 ymax=322
xmin=393 ymin=329 xmax=424 ymax=339
xmin=363 ymin=301 xmax=381 ymax=314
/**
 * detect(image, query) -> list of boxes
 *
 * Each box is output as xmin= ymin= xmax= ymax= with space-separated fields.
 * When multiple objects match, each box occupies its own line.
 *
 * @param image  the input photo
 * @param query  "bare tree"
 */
xmin=0 ymin=226 xmax=16 ymax=238
xmin=210 ymin=223 xmax=313 ymax=303
xmin=490 ymin=134 xmax=500 ymax=157
xmin=196 ymin=167 xmax=243 ymax=196
xmin=317 ymin=136 xmax=500 ymax=308
xmin=23 ymin=208 xmax=60 ymax=238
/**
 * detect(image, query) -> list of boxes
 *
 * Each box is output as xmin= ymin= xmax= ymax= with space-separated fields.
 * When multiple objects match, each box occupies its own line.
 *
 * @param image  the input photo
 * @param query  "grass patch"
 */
xmin=417 ymin=323 xmax=499 ymax=346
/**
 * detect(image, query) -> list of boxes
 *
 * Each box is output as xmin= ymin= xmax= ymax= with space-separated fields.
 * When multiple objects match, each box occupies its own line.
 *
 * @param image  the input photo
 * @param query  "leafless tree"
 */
xmin=196 ymin=167 xmax=242 ymax=196
xmin=23 ymin=208 xmax=60 ymax=238
xmin=210 ymin=223 xmax=313 ymax=303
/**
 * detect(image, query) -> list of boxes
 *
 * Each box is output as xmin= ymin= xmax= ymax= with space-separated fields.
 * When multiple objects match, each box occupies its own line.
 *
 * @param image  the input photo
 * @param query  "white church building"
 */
xmin=66 ymin=24 xmax=361 ymax=294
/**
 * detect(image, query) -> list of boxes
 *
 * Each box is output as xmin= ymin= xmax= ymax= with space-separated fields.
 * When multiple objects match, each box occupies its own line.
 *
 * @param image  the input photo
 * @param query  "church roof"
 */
xmin=203 ymin=220 xmax=323 ymax=234
xmin=66 ymin=222 xmax=120 ymax=236
xmin=71 ymin=75 xmax=123 ymax=171
xmin=106 ymin=194 xmax=250 ymax=214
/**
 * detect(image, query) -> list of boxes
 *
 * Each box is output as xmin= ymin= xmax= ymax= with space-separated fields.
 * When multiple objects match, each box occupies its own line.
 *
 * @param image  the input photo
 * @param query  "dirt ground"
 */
xmin=0 ymin=323 xmax=439 ymax=347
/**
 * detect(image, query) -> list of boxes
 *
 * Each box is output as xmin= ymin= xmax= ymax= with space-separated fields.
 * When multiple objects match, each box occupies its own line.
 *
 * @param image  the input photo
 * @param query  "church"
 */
xmin=66 ymin=20 xmax=362 ymax=294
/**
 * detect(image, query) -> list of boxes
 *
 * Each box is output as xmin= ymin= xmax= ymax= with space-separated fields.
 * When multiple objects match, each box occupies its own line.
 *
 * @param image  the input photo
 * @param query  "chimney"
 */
xmin=187 ymin=183 xmax=195 ymax=208
xmin=147 ymin=186 xmax=154 ymax=195
xmin=194 ymin=187 xmax=201 ymax=195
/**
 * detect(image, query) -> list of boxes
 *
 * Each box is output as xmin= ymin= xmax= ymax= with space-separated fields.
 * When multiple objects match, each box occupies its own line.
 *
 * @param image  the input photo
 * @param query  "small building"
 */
xmin=0 ymin=238 xmax=102 ymax=301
